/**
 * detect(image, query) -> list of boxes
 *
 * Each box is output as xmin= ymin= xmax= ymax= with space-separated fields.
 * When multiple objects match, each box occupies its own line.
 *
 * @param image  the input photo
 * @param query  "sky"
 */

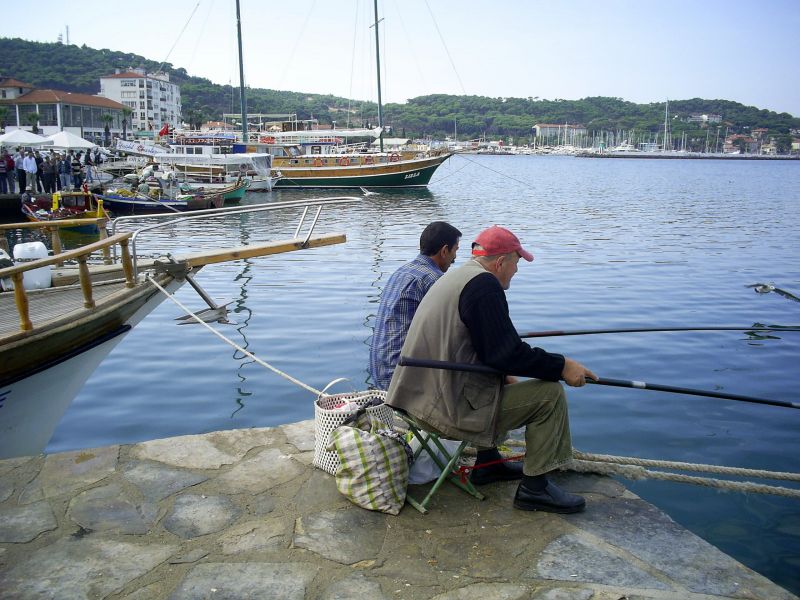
xmin=4 ymin=0 xmax=800 ymax=117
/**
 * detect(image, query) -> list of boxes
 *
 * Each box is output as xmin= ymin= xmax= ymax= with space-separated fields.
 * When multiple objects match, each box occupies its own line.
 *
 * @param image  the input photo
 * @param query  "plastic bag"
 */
xmin=408 ymin=437 xmax=463 ymax=485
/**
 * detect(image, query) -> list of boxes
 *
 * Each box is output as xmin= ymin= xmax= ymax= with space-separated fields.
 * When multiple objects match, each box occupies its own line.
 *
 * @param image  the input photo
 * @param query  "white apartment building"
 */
xmin=99 ymin=68 xmax=182 ymax=133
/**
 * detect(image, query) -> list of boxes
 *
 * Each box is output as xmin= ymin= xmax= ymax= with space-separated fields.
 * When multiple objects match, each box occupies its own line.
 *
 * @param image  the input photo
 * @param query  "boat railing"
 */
xmin=109 ymin=196 xmax=361 ymax=277
xmin=0 ymin=217 xmax=112 ymax=266
xmin=0 ymin=229 xmax=136 ymax=333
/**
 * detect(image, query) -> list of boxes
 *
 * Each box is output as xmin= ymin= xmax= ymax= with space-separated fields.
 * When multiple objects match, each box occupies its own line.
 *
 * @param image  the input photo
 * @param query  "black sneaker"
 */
xmin=513 ymin=479 xmax=586 ymax=513
xmin=469 ymin=460 xmax=524 ymax=486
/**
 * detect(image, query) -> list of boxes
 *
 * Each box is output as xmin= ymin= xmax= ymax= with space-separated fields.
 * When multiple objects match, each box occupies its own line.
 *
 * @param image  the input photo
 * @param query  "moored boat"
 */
xmin=0 ymin=201 xmax=349 ymax=458
xmin=21 ymin=190 xmax=110 ymax=234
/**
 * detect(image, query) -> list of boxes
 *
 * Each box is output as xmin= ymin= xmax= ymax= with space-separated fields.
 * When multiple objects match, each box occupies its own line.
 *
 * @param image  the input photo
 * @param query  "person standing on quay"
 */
xmin=3 ymin=152 xmax=14 ymax=194
xmin=14 ymin=148 xmax=26 ymax=194
xmin=59 ymin=151 xmax=72 ymax=191
xmin=0 ymin=149 xmax=8 ymax=194
xmin=369 ymin=221 xmax=462 ymax=391
xmin=41 ymin=155 xmax=56 ymax=193
xmin=23 ymin=151 xmax=38 ymax=193
xmin=71 ymin=151 xmax=84 ymax=189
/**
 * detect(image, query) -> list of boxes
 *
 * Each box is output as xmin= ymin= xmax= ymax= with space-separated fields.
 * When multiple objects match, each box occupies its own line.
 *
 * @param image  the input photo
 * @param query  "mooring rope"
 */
xmin=501 ymin=439 xmax=800 ymax=498
xmin=148 ymin=277 xmax=323 ymax=396
xmin=149 ymin=277 xmax=800 ymax=498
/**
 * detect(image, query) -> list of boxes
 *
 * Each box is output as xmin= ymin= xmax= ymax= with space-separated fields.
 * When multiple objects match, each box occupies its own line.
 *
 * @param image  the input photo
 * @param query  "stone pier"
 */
xmin=0 ymin=420 xmax=795 ymax=599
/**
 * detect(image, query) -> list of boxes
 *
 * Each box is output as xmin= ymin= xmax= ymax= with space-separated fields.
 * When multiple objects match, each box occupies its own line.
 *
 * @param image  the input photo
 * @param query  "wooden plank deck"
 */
xmin=0 ymin=278 xmax=131 ymax=340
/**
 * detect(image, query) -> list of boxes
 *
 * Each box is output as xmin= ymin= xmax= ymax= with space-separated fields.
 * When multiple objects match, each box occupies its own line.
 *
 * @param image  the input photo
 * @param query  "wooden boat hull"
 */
xmin=0 ymin=274 xmax=186 ymax=458
xmin=97 ymin=193 xmax=224 ymax=213
xmin=272 ymin=153 xmax=452 ymax=188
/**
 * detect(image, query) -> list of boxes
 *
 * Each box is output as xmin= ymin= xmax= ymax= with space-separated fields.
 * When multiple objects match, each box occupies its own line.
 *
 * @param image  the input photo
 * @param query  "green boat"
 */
xmin=272 ymin=152 xmax=452 ymax=189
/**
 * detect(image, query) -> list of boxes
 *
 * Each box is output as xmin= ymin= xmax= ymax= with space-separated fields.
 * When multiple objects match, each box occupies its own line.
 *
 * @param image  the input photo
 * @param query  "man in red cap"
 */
xmin=387 ymin=225 xmax=597 ymax=513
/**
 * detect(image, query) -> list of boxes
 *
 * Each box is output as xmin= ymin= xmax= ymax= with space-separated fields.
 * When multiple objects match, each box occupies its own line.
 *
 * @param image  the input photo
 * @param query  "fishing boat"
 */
xmin=154 ymin=151 xmax=274 ymax=192
xmin=21 ymin=190 xmax=110 ymax=234
xmin=270 ymin=150 xmax=452 ymax=188
xmin=96 ymin=186 xmax=225 ymax=214
xmin=0 ymin=200 xmax=349 ymax=458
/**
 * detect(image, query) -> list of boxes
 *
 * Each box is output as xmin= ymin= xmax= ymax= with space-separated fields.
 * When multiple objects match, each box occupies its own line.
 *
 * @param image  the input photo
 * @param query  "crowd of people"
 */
xmin=0 ymin=147 xmax=105 ymax=195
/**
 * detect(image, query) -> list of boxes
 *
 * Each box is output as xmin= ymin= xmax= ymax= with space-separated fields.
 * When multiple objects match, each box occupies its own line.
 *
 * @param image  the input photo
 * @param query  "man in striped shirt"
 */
xmin=369 ymin=221 xmax=462 ymax=390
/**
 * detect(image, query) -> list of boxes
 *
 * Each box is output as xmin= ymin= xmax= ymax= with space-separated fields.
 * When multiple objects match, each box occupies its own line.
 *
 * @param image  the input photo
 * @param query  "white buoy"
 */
xmin=12 ymin=242 xmax=52 ymax=290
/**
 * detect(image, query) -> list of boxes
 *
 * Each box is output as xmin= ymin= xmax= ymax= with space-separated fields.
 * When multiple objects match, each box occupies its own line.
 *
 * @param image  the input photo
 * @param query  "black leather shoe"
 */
xmin=513 ymin=479 xmax=586 ymax=513
xmin=469 ymin=460 xmax=524 ymax=486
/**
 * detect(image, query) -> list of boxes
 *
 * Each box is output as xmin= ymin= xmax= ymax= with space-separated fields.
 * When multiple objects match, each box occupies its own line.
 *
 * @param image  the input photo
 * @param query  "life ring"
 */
xmin=338 ymin=157 xmax=351 ymax=166
xmin=389 ymin=152 xmax=401 ymax=162
xmin=364 ymin=155 xmax=374 ymax=165
xmin=313 ymin=157 xmax=323 ymax=167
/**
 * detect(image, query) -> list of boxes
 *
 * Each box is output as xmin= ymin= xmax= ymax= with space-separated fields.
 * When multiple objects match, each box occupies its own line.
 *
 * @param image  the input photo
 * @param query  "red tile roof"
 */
xmin=0 ymin=78 xmax=35 ymax=88
xmin=3 ymin=89 xmax=126 ymax=110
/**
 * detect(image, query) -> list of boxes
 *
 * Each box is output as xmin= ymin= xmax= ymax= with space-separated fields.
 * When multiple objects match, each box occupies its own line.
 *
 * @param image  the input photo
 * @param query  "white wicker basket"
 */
xmin=313 ymin=388 xmax=393 ymax=475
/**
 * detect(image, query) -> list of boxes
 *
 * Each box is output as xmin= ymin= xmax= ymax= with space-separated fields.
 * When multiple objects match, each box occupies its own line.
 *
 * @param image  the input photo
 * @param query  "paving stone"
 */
xmin=430 ymin=582 xmax=532 ymax=600
xmin=0 ymin=477 xmax=14 ymax=502
xmin=531 ymin=588 xmax=594 ymax=600
xmin=169 ymin=562 xmax=318 ymax=600
xmin=0 ymin=456 xmax=33 ymax=477
xmin=244 ymin=492 xmax=277 ymax=516
xmin=20 ymin=446 xmax=118 ymax=502
xmin=0 ymin=537 xmax=177 ymax=599
xmin=294 ymin=467 xmax=349 ymax=513
xmin=131 ymin=435 xmax=238 ymax=469
xmin=319 ymin=572 xmax=390 ymax=600
xmin=282 ymin=419 xmax=316 ymax=452
xmin=68 ymin=483 xmax=158 ymax=535
xmin=219 ymin=518 xmax=287 ymax=554
xmin=213 ymin=448 xmax=305 ymax=494
xmin=122 ymin=581 xmax=172 ymax=600
xmin=293 ymin=508 xmax=386 ymax=564
xmin=0 ymin=499 xmax=57 ymax=542
xmin=168 ymin=548 xmax=209 ymax=564
xmin=204 ymin=427 xmax=276 ymax=456
xmin=570 ymin=497 xmax=794 ymax=598
xmin=531 ymin=533 xmax=670 ymax=590
xmin=122 ymin=461 xmax=208 ymax=502
xmin=163 ymin=494 xmax=240 ymax=539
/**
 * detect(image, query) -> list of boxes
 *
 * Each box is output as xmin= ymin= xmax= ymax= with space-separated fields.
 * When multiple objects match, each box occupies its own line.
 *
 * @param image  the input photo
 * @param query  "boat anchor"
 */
xmin=175 ymin=272 xmax=234 ymax=325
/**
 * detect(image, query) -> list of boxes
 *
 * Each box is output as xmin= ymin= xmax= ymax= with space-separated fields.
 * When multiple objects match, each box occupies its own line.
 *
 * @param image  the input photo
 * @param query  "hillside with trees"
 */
xmin=2 ymin=37 xmax=798 ymax=145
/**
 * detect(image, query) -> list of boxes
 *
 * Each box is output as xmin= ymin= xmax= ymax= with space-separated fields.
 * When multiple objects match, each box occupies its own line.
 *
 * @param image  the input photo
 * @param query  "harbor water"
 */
xmin=45 ymin=155 xmax=799 ymax=594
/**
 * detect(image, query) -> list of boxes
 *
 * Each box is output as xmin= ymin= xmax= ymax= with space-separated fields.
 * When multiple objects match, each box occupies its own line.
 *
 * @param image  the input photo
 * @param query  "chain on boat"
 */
xmin=147 ymin=272 xmax=800 ymax=500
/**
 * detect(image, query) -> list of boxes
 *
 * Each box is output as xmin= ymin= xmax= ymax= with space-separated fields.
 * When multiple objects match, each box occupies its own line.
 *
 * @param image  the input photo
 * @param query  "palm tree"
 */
xmin=100 ymin=114 xmax=113 ymax=147
xmin=26 ymin=112 xmax=41 ymax=134
xmin=121 ymin=107 xmax=133 ymax=140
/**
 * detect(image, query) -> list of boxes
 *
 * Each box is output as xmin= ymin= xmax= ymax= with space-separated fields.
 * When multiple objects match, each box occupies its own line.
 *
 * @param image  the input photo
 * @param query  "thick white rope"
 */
xmin=148 ymin=276 xmax=323 ymax=396
xmin=502 ymin=439 xmax=800 ymax=498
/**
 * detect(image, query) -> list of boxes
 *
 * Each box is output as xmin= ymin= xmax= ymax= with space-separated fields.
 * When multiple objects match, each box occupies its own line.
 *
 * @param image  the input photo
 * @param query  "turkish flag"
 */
xmin=158 ymin=123 xmax=170 ymax=136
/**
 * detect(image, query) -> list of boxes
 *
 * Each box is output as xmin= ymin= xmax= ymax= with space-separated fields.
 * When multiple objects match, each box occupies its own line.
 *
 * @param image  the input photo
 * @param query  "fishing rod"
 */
xmin=519 ymin=325 xmax=800 ymax=338
xmin=397 ymin=357 xmax=800 ymax=410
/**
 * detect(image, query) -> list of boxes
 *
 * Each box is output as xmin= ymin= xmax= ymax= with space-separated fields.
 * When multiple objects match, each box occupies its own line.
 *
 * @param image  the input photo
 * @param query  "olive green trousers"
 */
xmin=493 ymin=379 xmax=573 ymax=476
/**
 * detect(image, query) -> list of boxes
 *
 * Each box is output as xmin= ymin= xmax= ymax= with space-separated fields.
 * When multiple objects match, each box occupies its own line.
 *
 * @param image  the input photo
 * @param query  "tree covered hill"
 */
xmin=2 ymin=37 xmax=798 ymax=141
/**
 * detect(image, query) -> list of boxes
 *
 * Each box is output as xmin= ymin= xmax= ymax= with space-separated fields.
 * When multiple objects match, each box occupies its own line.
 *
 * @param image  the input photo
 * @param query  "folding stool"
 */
xmin=394 ymin=409 xmax=485 ymax=514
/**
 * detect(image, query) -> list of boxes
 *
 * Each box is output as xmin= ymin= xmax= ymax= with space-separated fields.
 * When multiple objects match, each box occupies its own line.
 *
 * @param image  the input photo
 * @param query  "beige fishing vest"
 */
xmin=386 ymin=259 xmax=503 ymax=446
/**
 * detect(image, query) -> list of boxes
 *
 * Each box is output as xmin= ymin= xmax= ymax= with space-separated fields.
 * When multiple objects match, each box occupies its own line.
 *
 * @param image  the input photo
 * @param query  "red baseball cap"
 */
xmin=471 ymin=225 xmax=534 ymax=262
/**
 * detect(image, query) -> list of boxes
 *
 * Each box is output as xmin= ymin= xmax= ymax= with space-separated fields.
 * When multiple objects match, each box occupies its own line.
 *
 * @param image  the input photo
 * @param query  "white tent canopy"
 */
xmin=45 ymin=131 xmax=95 ymax=150
xmin=0 ymin=129 xmax=53 ymax=146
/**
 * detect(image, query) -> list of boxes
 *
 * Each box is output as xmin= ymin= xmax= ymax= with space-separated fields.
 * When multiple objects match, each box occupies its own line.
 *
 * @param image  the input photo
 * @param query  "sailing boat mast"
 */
xmin=372 ymin=0 xmax=384 ymax=152
xmin=663 ymin=99 xmax=670 ymax=152
xmin=236 ymin=0 xmax=248 ymax=142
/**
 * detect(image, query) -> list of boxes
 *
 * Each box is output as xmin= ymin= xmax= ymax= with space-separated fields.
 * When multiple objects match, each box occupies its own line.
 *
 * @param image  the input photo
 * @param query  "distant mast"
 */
xmin=372 ymin=0 xmax=384 ymax=152
xmin=663 ymin=99 xmax=671 ymax=152
xmin=236 ymin=0 xmax=248 ymax=143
